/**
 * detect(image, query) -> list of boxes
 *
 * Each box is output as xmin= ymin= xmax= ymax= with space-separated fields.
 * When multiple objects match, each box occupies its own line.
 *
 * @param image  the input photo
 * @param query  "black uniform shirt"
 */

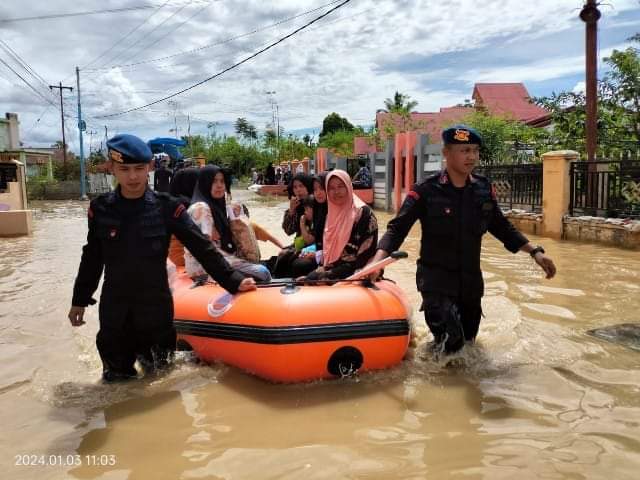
xmin=378 ymin=171 xmax=528 ymax=300
xmin=72 ymin=187 xmax=245 ymax=307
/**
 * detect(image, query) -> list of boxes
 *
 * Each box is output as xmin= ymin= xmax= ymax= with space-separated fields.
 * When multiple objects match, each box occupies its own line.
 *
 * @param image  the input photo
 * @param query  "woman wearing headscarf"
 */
xmin=269 ymin=173 xmax=315 ymax=277
xmin=185 ymin=165 xmax=272 ymax=282
xmin=290 ymin=172 xmax=328 ymax=277
xmin=305 ymin=169 xmax=378 ymax=281
xmin=281 ymin=172 xmax=314 ymax=238
xmin=167 ymin=167 xmax=200 ymax=266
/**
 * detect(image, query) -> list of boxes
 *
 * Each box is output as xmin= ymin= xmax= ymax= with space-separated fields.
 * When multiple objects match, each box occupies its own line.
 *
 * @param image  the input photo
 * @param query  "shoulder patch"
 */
xmin=407 ymin=190 xmax=420 ymax=201
xmin=173 ymin=204 xmax=186 ymax=218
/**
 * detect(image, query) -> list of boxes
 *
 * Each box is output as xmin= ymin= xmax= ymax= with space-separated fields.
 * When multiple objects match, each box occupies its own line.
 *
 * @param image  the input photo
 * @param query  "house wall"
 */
xmin=0 ymin=181 xmax=22 ymax=210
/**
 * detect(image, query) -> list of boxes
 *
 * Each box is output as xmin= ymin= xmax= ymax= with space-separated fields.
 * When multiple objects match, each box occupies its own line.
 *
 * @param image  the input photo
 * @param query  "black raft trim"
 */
xmin=174 ymin=318 xmax=409 ymax=345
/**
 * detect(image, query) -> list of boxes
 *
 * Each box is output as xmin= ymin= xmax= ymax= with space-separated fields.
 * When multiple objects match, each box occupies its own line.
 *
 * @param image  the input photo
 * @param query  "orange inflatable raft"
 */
xmin=171 ymin=268 xmax=411 ymax=383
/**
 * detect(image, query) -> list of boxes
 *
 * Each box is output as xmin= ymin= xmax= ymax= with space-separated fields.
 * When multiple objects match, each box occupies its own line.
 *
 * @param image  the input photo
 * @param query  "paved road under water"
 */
xmin=1 ymin=190 xmax=639 ymax=479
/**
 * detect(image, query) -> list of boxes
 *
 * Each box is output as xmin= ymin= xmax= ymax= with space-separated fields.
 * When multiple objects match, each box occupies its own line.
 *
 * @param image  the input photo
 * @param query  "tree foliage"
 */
xmin=382 ymin=91 xmax=418 ymax=113
xmin=318 ymin=127 xmax=366 ymax=157
xmin=456 ymin=111 xmax=547 ymax=165
xmin=535 ymin=36 xmax=640 ymax=156
xmin=319 ymin=112 xmax=355 ymax=139
xmin=179 ymin=127 xmax=314 ymax=177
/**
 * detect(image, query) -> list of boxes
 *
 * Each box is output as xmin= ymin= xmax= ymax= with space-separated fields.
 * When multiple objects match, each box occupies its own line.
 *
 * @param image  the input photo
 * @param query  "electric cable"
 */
xmin=95 ymin=0 xmax=353 ymax=118
xmin=84 ymin=0 xmax=342 ymax=71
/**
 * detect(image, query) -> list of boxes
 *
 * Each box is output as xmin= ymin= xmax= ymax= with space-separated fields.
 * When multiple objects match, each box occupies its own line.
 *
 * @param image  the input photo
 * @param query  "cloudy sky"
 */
xmin=1 ymin=0 xmax=638 ymax=153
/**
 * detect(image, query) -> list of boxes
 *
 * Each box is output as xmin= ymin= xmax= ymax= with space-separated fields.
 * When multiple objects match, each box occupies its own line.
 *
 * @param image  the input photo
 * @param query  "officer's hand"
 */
xmin=68 ymin=306 xmax=86 ymax=327
xmin=367 ymin=250 xmax=388 ymax=282
xmin=368 ymin=269 xmax=384 ymax=282
xmin=534 ymin=253 xmax=557 ymax=279
xmin=238 ymin=278 xmax=257 ymax=292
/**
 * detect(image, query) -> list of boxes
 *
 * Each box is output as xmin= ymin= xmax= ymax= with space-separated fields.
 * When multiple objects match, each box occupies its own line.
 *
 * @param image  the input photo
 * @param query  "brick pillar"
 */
xmin=393 ymin=133 xmax=405 ymax=212
xmin=541 ymin=150 xmax=578 ymax=239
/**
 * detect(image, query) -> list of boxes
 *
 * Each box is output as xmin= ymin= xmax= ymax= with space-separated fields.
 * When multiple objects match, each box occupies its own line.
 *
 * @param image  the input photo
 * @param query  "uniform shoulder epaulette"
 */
xmin=153 ymin=191 xmax=172 ymax=202
xmin=94 ymin=190 xmax=116 ymax=206
xmin=471 ymin=172 xmax=489 ymax=183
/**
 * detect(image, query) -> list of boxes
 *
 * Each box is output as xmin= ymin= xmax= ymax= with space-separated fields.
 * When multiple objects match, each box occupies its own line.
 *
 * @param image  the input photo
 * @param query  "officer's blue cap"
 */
xmin=106 ymin=134 xmax=152 ymax=164
xmin=442 ymin=124 xmax=483 ymax=146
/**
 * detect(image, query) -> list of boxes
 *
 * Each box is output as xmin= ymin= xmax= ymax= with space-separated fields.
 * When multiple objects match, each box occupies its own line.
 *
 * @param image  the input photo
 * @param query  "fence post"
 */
xmin=541 ymin=150 xmax=579 ymax=239
xmin=384 ymin=139 xmax=394 ymax=211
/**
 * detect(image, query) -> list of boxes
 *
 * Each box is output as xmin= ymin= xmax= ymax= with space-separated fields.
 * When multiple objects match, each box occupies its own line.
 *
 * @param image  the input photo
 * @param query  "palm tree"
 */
xmin=246 ymin=124 xmax=258 ymax=144
xmin=234 ymin=117 xmax=249 ymax=138
xmin=383 ymin=91 xmax=418 ymax=113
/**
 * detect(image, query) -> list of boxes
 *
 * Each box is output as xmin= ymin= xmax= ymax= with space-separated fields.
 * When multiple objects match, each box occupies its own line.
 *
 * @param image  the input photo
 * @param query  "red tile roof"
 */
xmin=353 ymin=83 xmax=550 ymax=154
xmin=472 ymin=83 xmax=548 ymax=123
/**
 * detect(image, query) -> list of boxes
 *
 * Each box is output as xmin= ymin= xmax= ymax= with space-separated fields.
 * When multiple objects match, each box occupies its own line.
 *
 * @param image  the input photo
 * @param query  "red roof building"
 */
xmin=354 ymin=83 xmax=550 ymax=155
xmin=472 ymin=83 xmax=549 ymax=124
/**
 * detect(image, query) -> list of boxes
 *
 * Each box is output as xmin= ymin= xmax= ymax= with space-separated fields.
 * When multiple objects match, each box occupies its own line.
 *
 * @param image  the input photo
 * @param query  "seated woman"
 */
xmin=167 ymin=167 xmax=200 ymax=267
xmin=185 ymin=165 xmax=272 ymax=283
xmin=270 ymin=173 xmax=314 ymax=277
xmin=282 ymin=173 xmax=314 ymax=239
xmin=305 ymin=169 xmax=378 ymax=281
xmin=290 ymin=172 xmax=328 ymax=277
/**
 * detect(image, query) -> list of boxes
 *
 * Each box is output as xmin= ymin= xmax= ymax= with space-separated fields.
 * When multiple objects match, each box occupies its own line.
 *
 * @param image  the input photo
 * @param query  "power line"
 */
xmin=49 ymin=82 xmax=74 ymax=171
xmin=114 ymin=0 xmax=216 ymax=66
xmin=84 ymin=0 xmax=342 ymax=71
xmin=0 ymin=56 xmax=57 ymax=107
xmin=96 ymin=0 xmax=353 ymax=118
xmin=0 ymin=2 xmax=209 ymax=24
xmin=80 ymin=0 xmax=173 ymax=70
xmin=105 ymin=1 xmax=195 ymax=67
xmin=0 ymin=39 xmax=50 ymax=91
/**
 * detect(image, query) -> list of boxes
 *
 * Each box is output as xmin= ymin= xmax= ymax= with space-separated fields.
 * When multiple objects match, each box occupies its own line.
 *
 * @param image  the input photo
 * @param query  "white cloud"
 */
xmin=0 ymin=0 xmax=638 ymax=150
xmin=465 ymin=44 xmax=630 ymax=85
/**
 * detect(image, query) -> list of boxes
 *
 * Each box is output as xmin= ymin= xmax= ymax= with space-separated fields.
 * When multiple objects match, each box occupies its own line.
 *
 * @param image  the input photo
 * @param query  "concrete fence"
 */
xmin=27 ymin=173 xmax=114 ymax=200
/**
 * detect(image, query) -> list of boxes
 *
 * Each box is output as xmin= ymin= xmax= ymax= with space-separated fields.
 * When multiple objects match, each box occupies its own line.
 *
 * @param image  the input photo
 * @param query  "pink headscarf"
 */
xmin=322 ymin=169 xmax=365 ymax=266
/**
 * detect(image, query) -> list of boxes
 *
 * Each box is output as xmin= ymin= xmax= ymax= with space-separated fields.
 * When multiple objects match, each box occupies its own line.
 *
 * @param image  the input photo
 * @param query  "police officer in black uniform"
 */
xmin=370 ymin=125 xmax=556 ymax=356
xmin=68 ymin=134 xmax=256 ymax=382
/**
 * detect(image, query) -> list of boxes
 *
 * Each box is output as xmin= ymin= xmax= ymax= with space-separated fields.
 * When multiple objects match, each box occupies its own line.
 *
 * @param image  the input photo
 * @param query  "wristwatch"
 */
xmin=529 ymin=245 xmax=545 ymax=257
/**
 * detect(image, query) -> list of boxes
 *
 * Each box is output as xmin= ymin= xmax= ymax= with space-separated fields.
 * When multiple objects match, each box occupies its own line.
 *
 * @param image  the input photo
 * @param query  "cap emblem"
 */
xmin=453 ymin=129 xmax=470 ymax=142
xmin=109 ymin=150 xmax=123 ymax=163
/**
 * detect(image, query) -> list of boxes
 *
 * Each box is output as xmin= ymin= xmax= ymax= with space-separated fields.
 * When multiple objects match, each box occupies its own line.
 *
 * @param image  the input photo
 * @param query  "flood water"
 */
xmin=1 ymin=190 xmax=639 ymax=479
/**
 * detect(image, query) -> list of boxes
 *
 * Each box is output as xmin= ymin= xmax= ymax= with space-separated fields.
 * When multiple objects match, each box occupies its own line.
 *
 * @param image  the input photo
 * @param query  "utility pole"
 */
xmin=580 ymin=0 xmax=601 ymax=211
xmin=49 ymin=81 xmax=73 ymax=176
xmin=87 ymin=129 xmax=97 ymax=154
xmin=187 ymin=114 xmax=192 ymax=157
xmin=75 ymin=66 xmax=88 ymax=200
xmin=580 ymin=0 xmax=601 ymax=163
xmin=265 ymin=91 xmax=277 ymax=161
xmin=168 ymin=100 xmax=179 ymax=138
xmin=276 ymin=103 xmax=280 ymax=164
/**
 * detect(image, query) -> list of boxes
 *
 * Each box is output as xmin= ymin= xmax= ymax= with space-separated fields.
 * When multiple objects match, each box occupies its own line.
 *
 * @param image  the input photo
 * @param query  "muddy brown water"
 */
xmin=1 ymin=190 xmax=639 ymax=479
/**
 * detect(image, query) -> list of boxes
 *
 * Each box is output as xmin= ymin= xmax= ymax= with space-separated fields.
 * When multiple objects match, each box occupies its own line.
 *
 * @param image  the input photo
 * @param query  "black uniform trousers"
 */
xmin=421 ymin=293 xmax=482 ymax=354
xmin=97 ymin=292 xmax=175 ymax=375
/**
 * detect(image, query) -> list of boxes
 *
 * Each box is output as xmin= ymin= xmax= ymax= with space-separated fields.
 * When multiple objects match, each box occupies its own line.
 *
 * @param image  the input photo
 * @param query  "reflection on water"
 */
xmin=1 ymin=193 xmax=640 ymax=479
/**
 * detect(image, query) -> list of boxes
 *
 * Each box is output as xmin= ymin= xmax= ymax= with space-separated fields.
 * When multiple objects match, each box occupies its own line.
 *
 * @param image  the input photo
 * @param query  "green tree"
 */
xmin=319 ymin=113 xmax=355 ymax=139
xmin=534 ymin=35 xmax=639 ymax=157
xmin=604 ymin=41 xmax=640 ymax=144
xmin=318 ymin=127 xmax=366 ymax=157
xmin=234 ymin=117 xmax=249 ymax=138
xmin=383 ymin=91 xmax=418 ymax=113
xmin=454 ymin=111 xmax=548 ymax=165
